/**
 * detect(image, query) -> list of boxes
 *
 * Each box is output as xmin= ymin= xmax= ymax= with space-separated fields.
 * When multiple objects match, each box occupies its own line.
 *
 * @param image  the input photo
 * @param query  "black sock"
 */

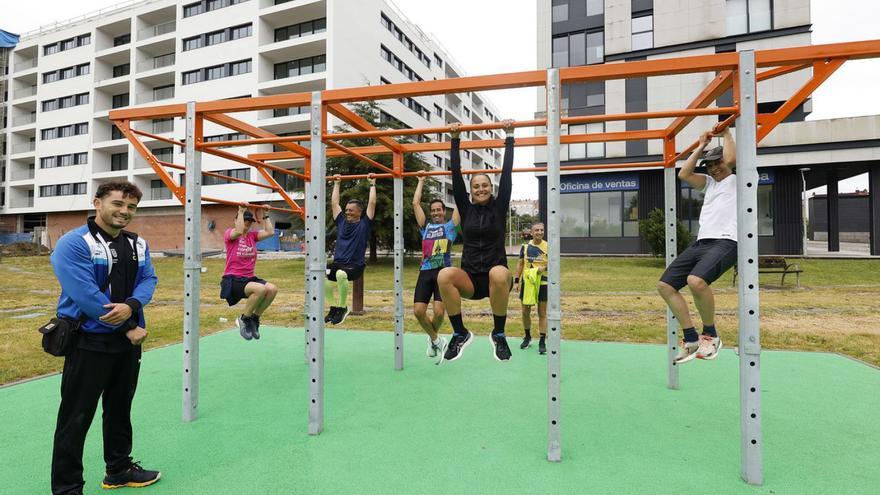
xmin=702 ymin=324 xmax=717 ymax=338
xmin=524 ymin=328 xmax=531 ymax=339
xmin=492 ymin=314 xmax=507 ymax=337
xmin=449 ymin=314 xmax=467 ymax=336
xmin=683 ymin=327 xmax=699 ymax=343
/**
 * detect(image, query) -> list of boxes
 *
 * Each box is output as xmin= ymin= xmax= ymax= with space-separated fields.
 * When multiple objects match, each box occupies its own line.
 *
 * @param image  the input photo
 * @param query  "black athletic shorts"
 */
xmin=659 ymin=239 xmax=738 ymax=290
xmin=413 ymin=268 xmax=442 ymax=304
xmin=326 ymin=262 xmax=365 ymax=282
xmin=465 ymin=270 xmax=513 ymax=301
xmin=220 ymin=275 xmax=267 ymax=306
xmin=519 ymin=283 xmax=548 ymax=303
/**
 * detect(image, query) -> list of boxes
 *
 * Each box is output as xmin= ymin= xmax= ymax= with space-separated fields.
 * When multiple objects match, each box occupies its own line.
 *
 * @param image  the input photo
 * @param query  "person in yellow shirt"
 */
xmin=513 ymin=223 xmax=549 ymax=354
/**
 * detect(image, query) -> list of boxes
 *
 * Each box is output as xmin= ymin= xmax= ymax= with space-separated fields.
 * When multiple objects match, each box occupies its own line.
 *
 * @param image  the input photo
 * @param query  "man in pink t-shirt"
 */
xmin=221 ymin=205 xmax=278 ymax=340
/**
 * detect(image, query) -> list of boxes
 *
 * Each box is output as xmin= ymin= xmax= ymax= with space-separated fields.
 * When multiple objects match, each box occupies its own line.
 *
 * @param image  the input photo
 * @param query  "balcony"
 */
xmin=138 ymin=21 xmax=175 ymax=41
xmin=138 ymin=86 xmax=175 ymax=104
xmin=12 ymin=142 xmax=36 ymax=154
xmin=14 ymin=59 xmax=38 ymax=72
xmin=137 ymin=53 xmax=175 ymax=73
xmin=13 ymin=86 xmax=37 ymax=100
xmin=12 ymin=114 xmax=36 ymax=127
xmin=11 ymin=168 xmax=35 ymax=181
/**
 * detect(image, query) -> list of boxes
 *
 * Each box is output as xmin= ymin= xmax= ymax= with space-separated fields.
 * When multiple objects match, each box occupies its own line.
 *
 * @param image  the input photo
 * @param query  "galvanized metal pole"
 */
xmin=664 ymin=166 xmax=680 ymax=389
xmin=735 ymin=49 xmax=763 ymax=486
xmin=303 ymin=177 xmax=311 ymax=364
xmin=546 ymin=68 xmax=562 ymax=463
xmin=308 ymin=92 xmax=327 ymax=435
xmin=393 ymin=153 xmax=405 ymax=371
xmin=182 ymin=101 xmax=201 ymax=422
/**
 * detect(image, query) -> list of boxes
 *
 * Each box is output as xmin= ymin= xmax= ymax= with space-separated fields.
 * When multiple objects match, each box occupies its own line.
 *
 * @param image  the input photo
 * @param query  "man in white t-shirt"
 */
xmin=658 ymin=127 xmax=737 ymax=364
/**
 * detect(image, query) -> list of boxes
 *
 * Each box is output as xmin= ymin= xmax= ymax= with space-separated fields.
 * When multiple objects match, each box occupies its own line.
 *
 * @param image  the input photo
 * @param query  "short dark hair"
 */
xmin=429 ymin=199 xmax=445 ymax=209
xmin=346 ymin=199 xmax=364 ymax=212
xmin=95 ymin=181 xmax=142 ymax=202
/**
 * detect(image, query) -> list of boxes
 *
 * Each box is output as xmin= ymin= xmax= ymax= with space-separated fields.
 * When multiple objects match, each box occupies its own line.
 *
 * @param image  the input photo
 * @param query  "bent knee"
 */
xmin=686 ymin=275 xmax=708 ymax=290
xmin=265 ymin=283 xmax=278 ymax=293
xmin=657 ymin=280 xmax=676 ymax=295
xmin=335 ymin=270 xmax=349 ymax=281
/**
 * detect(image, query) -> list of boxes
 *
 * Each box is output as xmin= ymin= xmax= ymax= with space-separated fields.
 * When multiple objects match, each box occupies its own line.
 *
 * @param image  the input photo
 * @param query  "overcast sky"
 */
xmin=4 ymin=0 xmax=879 ymax=197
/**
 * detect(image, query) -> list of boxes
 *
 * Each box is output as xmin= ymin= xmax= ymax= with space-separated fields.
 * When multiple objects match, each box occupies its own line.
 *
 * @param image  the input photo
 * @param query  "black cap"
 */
xmin=700 ymin=146 xmax=724 ymax=166
xmin=242 ymin=211 xmax=255 ymax=221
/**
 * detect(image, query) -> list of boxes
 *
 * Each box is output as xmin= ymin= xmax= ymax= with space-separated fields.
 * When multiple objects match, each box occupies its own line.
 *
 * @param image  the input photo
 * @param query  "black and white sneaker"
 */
xmin=251 ymin=315 xmax=261 ymax=340
xmin=237 ymin=315 xmax=253 ymax=341
xmin=538 ymin=337 xmax=547 ymax=355
xmin=331 ymin=306 xmax=349 ymax=326
xmin=520 ymin=335 xmax=532 ymax=349
xmin=491 ymin=334 xmax=512 ymax=361
xmin=443 ymin=331 xmax=474 ymax=362
xmin=324 ymin=307 xmax=338 ymax=323
xmin=101 ymin=461 xmax=161 ymax=489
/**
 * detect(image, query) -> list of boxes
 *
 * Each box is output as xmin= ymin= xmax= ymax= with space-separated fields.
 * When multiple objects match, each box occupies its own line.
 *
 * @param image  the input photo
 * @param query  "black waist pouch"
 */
xmin=38 ymin=317 xmax=81 ymax=357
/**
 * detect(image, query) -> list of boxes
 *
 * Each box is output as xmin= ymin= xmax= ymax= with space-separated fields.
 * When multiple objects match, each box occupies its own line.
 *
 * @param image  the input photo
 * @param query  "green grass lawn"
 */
xmin=1 ymin=255 xmax=879 ymax=384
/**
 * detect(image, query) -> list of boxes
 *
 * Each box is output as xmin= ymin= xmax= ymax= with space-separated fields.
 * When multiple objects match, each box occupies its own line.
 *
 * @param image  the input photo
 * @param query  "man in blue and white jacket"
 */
xmin=50 ymin=181 xmax=160 ymax=495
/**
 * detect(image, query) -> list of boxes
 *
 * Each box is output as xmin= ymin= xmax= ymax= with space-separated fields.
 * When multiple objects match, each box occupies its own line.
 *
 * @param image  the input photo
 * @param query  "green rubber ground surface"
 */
xmin=1 ymin=327 xmax=878 ymax=494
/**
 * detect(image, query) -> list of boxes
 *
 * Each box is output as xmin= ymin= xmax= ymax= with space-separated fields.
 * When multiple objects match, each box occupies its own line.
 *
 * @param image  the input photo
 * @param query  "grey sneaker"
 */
xmin=427 ymin=336 xmax=446 ymax=358
xmin=673 ymin=339 xmax=700 ymax=364
xmin=251 ymin=315 xmax=261 ymax=340
xmin=697 ymin=334 xmax=722 ymax=360
xmin=237 ymin=315 xmax=253 ymax=341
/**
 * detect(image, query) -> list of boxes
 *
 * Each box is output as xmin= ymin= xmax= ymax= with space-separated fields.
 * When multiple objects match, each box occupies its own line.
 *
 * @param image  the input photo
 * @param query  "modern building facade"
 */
xmin=0 ymin=0 xmax=504 ymax=249
xmin=535 ymin=0 xmax=880 ymax=255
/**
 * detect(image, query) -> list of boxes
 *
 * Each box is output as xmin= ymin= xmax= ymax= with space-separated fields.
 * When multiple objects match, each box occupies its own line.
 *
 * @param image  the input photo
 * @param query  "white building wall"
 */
xmin=1 ymin=0 xmax=502 ymax=218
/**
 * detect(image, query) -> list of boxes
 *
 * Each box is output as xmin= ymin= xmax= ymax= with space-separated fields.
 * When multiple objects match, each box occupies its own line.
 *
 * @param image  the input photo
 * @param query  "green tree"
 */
xmin=638 ymin=207 xmax=694 ymax=257
xmin=325 ymin=102 xmax=432 ymax=262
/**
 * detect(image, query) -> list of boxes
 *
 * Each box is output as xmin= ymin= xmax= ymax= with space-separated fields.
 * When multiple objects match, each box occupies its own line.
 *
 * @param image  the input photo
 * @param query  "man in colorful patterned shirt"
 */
xmin=412 ymin=175 xmax=460 ymax=359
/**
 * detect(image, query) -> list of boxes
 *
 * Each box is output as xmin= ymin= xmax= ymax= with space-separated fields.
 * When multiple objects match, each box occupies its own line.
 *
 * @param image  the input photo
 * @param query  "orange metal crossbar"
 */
xmin=158 ymin=161 xmax=280 ymax=191
xmin=199 ymin=135 xmax=311 ymax=148
xmin=323 ymin=139 xmax=396 ymax=175
xmin=130 ymin=128 xmax=186 ymax=148
xmin=332 ymin=161 xmax=666 ymax=181
xmin=200 ymin=195 xmax=299 ymax=214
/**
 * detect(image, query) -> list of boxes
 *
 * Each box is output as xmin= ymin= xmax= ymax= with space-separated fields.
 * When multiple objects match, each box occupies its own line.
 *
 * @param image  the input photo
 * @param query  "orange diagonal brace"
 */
xmin=756 ymin=63 xmax=811 ymax=82
xmin=324 ymin=139 xmax=396 ymax=175
xmin=204 ymin=113 xmax=311 ymax=159
xmin=251 ymin=164 xmax=305 ymax=217
xmin=326 ymin=103 xmax=405 ymax=153
xmin=114 ymin=119 xmax=184 ymax=201
xmin=756 ymin=58 xmax=846 ymax=142
xmin=666 ymin=70 xmax=735 ymax=137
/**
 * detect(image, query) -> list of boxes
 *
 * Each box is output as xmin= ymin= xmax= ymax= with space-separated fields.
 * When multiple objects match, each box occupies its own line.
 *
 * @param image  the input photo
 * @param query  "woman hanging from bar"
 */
xmin=437 ymin=119 xmax=515 ymax=362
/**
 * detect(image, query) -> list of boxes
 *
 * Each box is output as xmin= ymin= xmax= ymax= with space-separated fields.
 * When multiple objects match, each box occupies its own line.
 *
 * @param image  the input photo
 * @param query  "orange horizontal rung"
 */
xmin=563 ymin=106 xmax=738 ymax=125
xmin=199 ymin=195 xmax=299 ymax=214
xmin=323 ymin=139 xmax=396 ymax=175
xmin=158 ymin=161 xmax=280 ymax=191
xmin=325 ymin=119 xmax=540 ymax=140
xmin=199 ymin=135 xmax=311 ymax=148
xmin=130 ymin=128 xmax=186 ymax=147
xmin=332 ymin=173 xmax=395 ymax=180
xmin=400 ymin=161 xmax=666 ymax=178
xmin=202 ymin=146 xmax=308 ymax=180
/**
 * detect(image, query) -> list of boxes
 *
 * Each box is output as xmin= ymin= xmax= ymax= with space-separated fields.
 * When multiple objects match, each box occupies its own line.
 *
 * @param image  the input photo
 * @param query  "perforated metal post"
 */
xmin=546 ymin=68 xmax=562 ymax=462
xmin=393 ymin=153 xmax=405 ymax=371
xmin=182 ymin=101 xmax=201 ymax=422
xmin=303 ymin=177 xmax=311 ymax=364
xmin=664 ymin=166 xmax=680 ymax=389
xmin=308 ymin=92 xmax=327 ymax=435
xmin=735 ymin=50 xmax=763 ymax=486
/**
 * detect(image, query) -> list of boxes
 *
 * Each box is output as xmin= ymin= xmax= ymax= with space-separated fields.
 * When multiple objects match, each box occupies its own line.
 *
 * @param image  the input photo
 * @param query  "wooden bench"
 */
xmin=733 ymin=255 xmax=803 ymax=288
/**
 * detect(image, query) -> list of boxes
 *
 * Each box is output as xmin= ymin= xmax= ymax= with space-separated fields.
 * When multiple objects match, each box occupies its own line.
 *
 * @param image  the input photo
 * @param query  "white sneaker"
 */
xmin=673 ymin=340 xmax=700 ymax=364
xmin=427 ymin=336 xmax=446 ymax=358
xmin=697 ymin=335 xmax=722 ymax=360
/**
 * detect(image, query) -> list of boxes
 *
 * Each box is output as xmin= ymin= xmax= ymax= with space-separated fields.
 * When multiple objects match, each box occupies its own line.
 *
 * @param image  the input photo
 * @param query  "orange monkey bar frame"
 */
xmin=109 ymin=39 xmax=880 ymax=485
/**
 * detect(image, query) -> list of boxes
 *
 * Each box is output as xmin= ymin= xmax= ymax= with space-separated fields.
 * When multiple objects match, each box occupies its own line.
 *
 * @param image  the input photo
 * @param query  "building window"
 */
xmin=41 ymin=63 xmax=90 ymax=84
xmin=40 ymin=153 xmax=87 ymax=169
xmin=274 ymin=18 xmax=326 ymax=42
xmin=567 ymin=122 xmax=605 ymax=159
xmin=271 ymin=170 xmax=305 ymax=192
xmin=380 ymin=12 xmax=431 ymax=68
xmin=113 ymin=63 xmax=130 ymax=78
xmin=110 ymin=152 xmax=128 ymax=171
xmin=380 ymin=45 xmax=423 ymax=82
xmin=183 ymin=0 xmax=248 ymax=18
xmin=43 ymin=33 xmax=90 ymax=56
xmin=202 ymin=168 xmax=249 ymax=186
xmin=111 ymin=124 xmax=125 ymax=140
xmin=726 ymin=0 xmax=772 ymax=35
xmin=182 ymin=59 xmax=253 ymax=85
xmin=112 ymin=93 xmax=130 ymax=109
xmin=631 ymin=15 xmax=653 ymax=50
xmin=587 ymin=0 xmax=603 ymax=16
xmin=434 ymin=54 xmax=443 ymax=68
xmin=40 ymin=122 xmax=88 ymax=141
xmin=40 ymin=182 xmax=87 ymax=197
xmin=273 ymin=55 xmax=326 ymax=80
xmin=560 ymin=189 xmax=639 ymax=238
xmin=113 ymin=33 xmax=131 ymax=46
xmin=552 ymin=0 xmax=568 ymax=22
xmin=151 ymin=180 xmax=172 ymax=200
xmin=153 ymin=147 xmax=173 ymax=162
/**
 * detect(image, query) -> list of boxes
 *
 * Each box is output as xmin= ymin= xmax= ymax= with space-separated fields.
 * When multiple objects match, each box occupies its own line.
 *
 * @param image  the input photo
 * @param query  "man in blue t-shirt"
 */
xmin=412 ymin=175 xmax=460 ymax=359
xmin=325 ymin=174 xmax=376 ymax=325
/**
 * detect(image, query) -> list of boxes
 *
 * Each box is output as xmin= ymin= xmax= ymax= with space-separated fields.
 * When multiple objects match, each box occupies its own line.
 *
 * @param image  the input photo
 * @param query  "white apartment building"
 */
xmin=534 ymin=0 xmax=880 ymax=255
xmin=0 ymin=0 xmax=504 ymax=248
